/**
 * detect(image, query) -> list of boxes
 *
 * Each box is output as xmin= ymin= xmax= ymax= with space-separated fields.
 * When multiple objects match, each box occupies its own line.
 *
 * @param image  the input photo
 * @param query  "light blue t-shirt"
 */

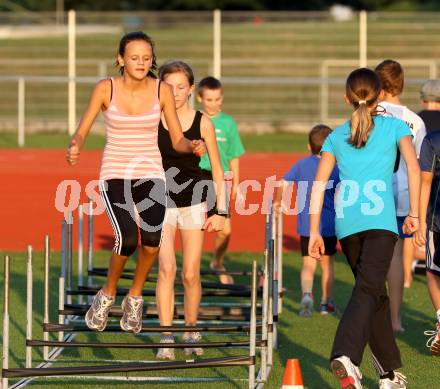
xmin=321 ymin=116 xmax=411 ymax=239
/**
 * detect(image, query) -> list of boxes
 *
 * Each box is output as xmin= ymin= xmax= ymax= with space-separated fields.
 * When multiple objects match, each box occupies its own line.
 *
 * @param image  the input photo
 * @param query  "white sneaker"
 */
xmin=85 ymin=289 xmax=115 ymax=331
xmin=379 ymin=372 xmax=407 ymax=389
xmin=183 ymin=332 xmax=204 ymax=356
xmin=156 ymin=333 xmax=175 ymax=360
xmin=424 ymin=322 xmax=440 ymax=355
xmin=299 ymin=293 xmax=314 ymax=317
xmin=330 ymin=356 xmax=362 ymax=389
xmin=120 ymin=294 xmax=143 ymax=334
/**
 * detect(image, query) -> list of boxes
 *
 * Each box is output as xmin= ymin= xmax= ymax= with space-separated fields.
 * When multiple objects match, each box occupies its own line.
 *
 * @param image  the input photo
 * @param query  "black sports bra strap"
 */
xmin=109 ymin=78 xmax=113 ymax=102
xmin=158 ymin=80 xmax=161 ymax=100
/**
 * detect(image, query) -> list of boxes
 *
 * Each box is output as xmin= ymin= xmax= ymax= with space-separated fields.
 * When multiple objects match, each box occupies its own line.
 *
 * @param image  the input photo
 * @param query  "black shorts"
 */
xmin=300 ymin=235 xmax=337 ymax=257
xmin=427 ymin=230 xmax=440 ymax=276
xmin=100 ymin=178 xmax=166 ymax=256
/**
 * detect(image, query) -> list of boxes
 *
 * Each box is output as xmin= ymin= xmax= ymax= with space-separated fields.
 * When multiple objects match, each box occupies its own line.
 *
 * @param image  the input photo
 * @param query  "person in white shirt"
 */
xmin=375 ymin=59 xmax=426 ymax=332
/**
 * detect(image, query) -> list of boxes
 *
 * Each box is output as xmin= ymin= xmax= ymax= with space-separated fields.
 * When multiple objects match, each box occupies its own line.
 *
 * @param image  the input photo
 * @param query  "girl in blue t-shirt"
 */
xmin=308 ymin=68 xmax=420 ymax=389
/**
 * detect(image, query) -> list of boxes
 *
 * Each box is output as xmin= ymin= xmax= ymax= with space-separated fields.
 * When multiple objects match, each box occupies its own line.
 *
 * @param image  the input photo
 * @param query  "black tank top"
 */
xmin=158 ymin=111 xmax=204 ymax=208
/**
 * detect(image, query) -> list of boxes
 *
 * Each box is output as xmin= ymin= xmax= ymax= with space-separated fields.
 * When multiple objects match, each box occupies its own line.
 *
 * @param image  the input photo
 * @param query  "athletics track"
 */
xmin=0 ymin=150 xmax=303 ymax=252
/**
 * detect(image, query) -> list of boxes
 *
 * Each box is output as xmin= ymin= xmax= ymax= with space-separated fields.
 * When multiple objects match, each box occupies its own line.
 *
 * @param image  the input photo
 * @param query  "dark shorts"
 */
xmin=300 ymin=235 xmax=337 ymax=257
xmin=397 ymin=216 xmax=413 ymax=239
xmin=427 ymin=230 xmax=440 ymax=276
xmin=100 ymin=179 xmax=166 ymax=256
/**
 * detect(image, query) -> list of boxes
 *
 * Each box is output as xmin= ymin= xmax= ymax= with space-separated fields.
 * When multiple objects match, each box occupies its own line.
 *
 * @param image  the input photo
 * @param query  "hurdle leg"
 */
xmin=58 ymin=277 xmax=65 ymax=342
xmin=67 ymin=211 xmax=73 ymax=306
xmin=43 ymin=235 xmax=50 ymax=360
xmin=87 ymin=199 xmax=94 ymax=302
xmin=26 ymin=245 xmax=33 ymax=368
xmin=260 ymin=220 xmax=270 ymax=381
xmin=2 ymin=256 xmax=10 ymax=389
xmin=78 ymin=204 xmax=84 ymax=305
xmin=248 ymin=260 xmax=257 ymax=389
xmin=267 ymin=239 xmax=274 ymax=367
xmin=277 ymin=208 xmax=283 ymax=314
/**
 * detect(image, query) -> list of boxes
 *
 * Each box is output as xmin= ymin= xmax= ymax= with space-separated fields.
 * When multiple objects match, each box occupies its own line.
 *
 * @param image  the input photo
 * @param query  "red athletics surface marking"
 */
xmin=0 ymin=150 xmax=305 ymax=253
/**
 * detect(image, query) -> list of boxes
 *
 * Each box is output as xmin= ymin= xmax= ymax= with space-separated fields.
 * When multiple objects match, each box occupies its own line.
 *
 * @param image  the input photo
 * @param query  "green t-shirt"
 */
xmin=199 ymin=112 xmax=245 ymax=172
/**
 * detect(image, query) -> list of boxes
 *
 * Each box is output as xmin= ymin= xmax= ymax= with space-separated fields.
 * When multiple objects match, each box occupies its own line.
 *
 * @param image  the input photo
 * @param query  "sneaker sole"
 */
xmin=184 ymin=348 xmax=204 ymax=356
xmin=156 ymin=350 xmax=175 ymax=360
xmin=330 ymin=360 xmax=359 ymax=389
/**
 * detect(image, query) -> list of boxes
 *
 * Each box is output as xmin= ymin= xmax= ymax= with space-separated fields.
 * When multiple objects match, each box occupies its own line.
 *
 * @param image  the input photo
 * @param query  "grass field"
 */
xmin=0 ymin=249 xmax=439 ymax=388
xmin=0 ymin=131 xmax=309 ymax=153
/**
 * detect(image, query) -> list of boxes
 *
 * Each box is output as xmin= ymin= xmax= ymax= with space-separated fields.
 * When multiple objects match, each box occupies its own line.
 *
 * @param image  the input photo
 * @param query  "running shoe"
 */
xmin=320 ymin=302 xmax=329 ymax=315
xmin=120 ymin=294 xmax=144 ymax=334
xmin=299 ymin=293 xmax=313 ymax=317
xmin=424 ymin=322 xmax=440 ymax=355
xmin=379 ymin=372 xmax=407 ymax=389
xmin=156 ymin=333 xmax=175 ymax=360
xmin=330 ymin=356 xmax=362 ymax=389
xmin=182 ymin=331 xmax=204 ymax=356
xmin=85 ymin=289 xmax=115 ymax=331
xmin=327 ymin=300 xmax=339 ymax=316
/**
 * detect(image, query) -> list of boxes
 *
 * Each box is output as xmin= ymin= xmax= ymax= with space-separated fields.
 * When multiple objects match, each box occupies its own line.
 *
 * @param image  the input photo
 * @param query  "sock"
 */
xmin=436 ymin=309 xmax=440 ymax=323
xmin=321 ymin=299 xmax=327 ymax=304
xmin=380 ymin=371 xmax=395 ymax=381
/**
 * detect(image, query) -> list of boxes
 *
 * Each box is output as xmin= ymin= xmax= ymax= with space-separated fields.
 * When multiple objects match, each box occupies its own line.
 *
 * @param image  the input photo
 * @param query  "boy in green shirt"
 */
xmin=197 ymin=76 xmax=245 ymax=284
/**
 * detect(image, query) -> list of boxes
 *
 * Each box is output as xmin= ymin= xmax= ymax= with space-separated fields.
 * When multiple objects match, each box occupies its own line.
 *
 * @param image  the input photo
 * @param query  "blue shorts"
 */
xmin=397 ymin=216 xmax=413 ymax=239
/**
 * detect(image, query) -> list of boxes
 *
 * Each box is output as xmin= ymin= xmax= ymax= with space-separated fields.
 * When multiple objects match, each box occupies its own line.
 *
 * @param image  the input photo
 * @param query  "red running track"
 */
xmin=0 ymin=150 xmax=304 ymax=253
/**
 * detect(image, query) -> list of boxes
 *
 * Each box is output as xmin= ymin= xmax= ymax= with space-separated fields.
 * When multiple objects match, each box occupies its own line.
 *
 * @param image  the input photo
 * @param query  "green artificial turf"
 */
xmin=0 ymin=249 xmax=438 ymax=388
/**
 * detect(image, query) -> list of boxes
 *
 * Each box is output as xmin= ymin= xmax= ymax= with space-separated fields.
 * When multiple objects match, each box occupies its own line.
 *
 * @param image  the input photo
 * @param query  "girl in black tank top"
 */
xmin=152 ymin=61 xmax=226 ymax=360
xmin=158 ymin=111 xmax=204 ymax=208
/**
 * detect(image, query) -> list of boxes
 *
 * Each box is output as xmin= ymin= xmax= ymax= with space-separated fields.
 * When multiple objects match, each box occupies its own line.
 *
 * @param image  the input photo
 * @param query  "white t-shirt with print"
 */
xmin=380 ymin=101 xmax=426 ymax=216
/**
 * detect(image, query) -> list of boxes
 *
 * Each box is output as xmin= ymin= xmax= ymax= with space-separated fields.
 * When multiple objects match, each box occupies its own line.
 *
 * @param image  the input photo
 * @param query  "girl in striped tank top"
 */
xmin=66 ymin=32 xmax=205 ymax=333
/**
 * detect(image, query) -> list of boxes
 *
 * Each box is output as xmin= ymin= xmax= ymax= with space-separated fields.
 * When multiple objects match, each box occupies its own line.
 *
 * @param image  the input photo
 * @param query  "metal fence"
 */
xmin=1 ymin=10 xmax=440 ymax=143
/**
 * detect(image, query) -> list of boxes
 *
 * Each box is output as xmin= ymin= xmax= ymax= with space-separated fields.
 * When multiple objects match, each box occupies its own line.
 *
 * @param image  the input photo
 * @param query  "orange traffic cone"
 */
xmin=281 ymin=359 xmax=304 ymax=389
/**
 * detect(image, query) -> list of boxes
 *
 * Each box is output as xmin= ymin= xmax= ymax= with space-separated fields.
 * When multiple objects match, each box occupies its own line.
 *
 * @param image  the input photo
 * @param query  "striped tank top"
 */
xmin=99 ymin=77 xmax=164 ymax=181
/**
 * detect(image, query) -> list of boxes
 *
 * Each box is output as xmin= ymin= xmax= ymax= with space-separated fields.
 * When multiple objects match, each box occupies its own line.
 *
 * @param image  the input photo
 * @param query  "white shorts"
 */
xmin=164 ymin=202 xmax=207 ymax=230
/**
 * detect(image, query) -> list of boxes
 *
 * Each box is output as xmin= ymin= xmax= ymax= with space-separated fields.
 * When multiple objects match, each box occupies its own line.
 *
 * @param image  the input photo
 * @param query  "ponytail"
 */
xmin=345 ymin=68 xmax=381 ymax=148
xmin=348 ymin=102 xmax=374 ymax=148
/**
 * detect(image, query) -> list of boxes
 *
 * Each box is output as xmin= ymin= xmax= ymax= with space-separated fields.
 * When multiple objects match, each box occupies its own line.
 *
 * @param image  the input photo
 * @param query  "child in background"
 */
xmin=414 ymin=131 xmax=440 ymax=356
xmin=418 ymin=79 xmax=440 ymax=133
xmin=309 ymin=68 xmax=419 ymax=389
xmin=197 ymin=76 xmax=245 ymax=284
xmin=274 ymin=124 xmax=339 ymax=317
xmin=375 ymin=59 xmax=426 ymax=331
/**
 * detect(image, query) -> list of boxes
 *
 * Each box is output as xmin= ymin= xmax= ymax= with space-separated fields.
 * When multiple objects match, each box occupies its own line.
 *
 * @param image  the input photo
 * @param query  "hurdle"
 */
xmin=1 ymin=201 xmax=278 ymax=387
xmin=2 ymin=252 xmax=263 ymax=388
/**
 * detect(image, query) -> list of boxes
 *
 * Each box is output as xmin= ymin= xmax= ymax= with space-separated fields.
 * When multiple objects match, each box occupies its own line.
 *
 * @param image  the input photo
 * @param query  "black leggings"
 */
xmin=99 ymin=179 xmax=166 ymax=256
xmin=332 ymin=229 xmax=401 ymax=374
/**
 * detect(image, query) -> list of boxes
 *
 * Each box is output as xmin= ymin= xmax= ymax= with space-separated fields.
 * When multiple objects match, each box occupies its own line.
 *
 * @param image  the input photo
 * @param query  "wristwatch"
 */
xmin=215 ymin=208 xmax=228 ymax=217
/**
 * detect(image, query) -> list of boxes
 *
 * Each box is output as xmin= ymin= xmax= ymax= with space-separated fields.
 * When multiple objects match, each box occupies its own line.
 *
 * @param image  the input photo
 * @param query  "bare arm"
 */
xmin=308 ymin=152 xmax=336 ymax=259
xmin=229 ymin=157 xmax=240 ymax=201
xmin=399 ymin=135 xmax=421 ymax=233
xmin=201 ymin=115 xmax=226 ymax=231
xmin=414 ymin=171 xmax=433 ymax=247
xmin=160 ymin=83 xmax=195 ymax=154
xmin=66 ymin=79 xmax=109 ymax=165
